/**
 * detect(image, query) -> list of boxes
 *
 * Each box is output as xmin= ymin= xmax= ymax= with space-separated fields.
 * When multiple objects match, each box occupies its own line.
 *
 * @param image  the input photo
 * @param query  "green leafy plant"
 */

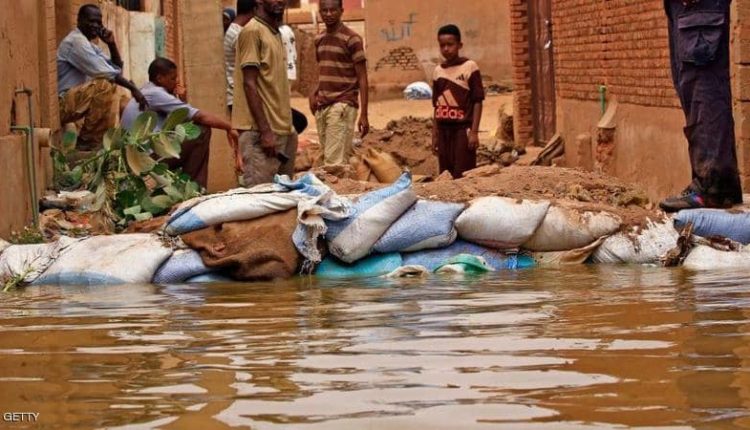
xmin=9 ymin=225 xmax=45 ymax=244
xmin=52 ymin=108 xmax=203 ymax=227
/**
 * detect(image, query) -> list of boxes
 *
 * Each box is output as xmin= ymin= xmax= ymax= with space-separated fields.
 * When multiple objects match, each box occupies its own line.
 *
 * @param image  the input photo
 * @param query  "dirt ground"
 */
xmin=291 ymin=94 xmax=513 ymax=140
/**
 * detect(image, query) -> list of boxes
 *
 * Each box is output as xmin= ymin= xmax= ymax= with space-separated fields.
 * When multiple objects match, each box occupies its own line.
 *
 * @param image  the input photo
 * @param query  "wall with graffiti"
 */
xmin=364 ymin=0 xmax=512 ymax=97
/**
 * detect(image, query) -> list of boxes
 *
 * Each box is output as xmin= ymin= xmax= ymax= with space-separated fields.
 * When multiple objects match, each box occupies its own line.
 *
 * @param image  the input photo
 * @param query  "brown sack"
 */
xmin=363 ymin=148 xmax=402 ymax=183
xmin=351 ymin=155 xmax=372 ymax=181
xmin=182 ymin=209 xmax=300 ymax=281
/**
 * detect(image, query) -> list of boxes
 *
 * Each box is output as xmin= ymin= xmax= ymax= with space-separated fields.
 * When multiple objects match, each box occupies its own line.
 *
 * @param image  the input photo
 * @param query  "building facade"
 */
xmin=511 ymin=0 xmax=750 ymax=200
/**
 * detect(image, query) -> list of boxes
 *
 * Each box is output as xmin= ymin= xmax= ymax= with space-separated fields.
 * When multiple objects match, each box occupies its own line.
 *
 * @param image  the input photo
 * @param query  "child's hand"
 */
xmin=468 ymin=130 xmax=479 ymax=150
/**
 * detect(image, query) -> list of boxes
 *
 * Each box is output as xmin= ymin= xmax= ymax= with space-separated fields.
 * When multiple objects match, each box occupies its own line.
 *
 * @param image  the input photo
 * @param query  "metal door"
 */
xmin=528 ymin=0 xmax=557 ymax=145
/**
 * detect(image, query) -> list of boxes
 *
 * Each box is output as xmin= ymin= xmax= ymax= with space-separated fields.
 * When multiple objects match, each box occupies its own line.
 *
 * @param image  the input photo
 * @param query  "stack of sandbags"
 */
xmin=591 ymin=220 xmax=678 ymax=265
xmin=674 ymin=209 xmax=750 ymax=244
xmin=33 ymin=234 xmax=173 ymax=285
xmin=182 ymin=209 xmax=301 ymax=281
xmin=454 ymin=196 xmax=622 ymax=266
xmin=325 ymin=172 xmax=416 ymax=263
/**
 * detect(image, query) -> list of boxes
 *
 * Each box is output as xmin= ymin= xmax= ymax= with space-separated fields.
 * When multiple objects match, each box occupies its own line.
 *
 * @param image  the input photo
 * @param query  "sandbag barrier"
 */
xmin=6 ymin=175 xmax=750 ymax=287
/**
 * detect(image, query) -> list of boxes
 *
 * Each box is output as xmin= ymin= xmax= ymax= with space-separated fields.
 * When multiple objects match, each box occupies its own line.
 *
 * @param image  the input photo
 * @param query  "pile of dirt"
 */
xmin=325 ymin=166 xmax=661 ymax=228
xmin=357 ymin=116 xmax=438 ymax=177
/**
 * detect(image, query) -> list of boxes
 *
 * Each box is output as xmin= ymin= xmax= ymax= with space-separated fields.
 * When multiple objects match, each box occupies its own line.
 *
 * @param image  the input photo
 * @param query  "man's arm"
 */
xmin=354 ymin=61 xmax=369 ymax=137
xmin=99 ymin=28 xmax=123 ymax=68
xmin=468 ymin=101 xmax=482 ymax=150
xmin=242 ymin=66 xmax=276 ymax=157
xmin=113 ymin=75 xmax=148 ymax=110
xmin=193 ymin=111 xmax=242 ymax=173
xmin=308 ymin=83 xmax=319 ymax=114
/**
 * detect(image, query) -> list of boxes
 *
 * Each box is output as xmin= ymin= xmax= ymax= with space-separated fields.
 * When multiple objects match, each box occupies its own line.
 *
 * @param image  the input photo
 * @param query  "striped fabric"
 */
xmin=314 ymin=24 xmax=366 ymax=108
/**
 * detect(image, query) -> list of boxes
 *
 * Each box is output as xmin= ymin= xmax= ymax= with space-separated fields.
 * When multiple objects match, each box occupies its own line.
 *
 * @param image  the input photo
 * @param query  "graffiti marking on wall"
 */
xmin=375 ymin=46 xmax=422 ymax=72
xmin=380 ymin=13 xmax=418 ymax=42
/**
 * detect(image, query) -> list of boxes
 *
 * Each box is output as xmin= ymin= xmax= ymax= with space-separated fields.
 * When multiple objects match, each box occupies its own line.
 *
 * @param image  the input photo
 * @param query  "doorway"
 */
xmin=528 ymin=0 xmax=556 ymax=145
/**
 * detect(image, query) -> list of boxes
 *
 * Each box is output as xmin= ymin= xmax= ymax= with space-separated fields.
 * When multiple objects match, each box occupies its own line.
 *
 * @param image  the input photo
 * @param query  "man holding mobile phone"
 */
xmin=232 ymin=0 xmax=298 ymax=187
xmin=57 ymin=4 xmax=149 ymax=151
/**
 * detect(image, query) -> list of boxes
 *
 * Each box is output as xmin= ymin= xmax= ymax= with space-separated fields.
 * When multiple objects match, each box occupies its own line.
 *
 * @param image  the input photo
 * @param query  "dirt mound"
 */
xmin=326 ymin=166 xmax=661 ymax=228
xmin=357 ymin=116 xmax=437 ymax=176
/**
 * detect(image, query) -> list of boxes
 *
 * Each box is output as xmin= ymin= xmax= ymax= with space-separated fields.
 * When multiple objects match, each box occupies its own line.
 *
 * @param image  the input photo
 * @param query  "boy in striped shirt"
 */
xmin=309 ymin=0 xmax=370 ymax=166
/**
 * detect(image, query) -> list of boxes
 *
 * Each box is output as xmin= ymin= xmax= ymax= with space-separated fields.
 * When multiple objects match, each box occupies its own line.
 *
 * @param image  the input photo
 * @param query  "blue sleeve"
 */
xmin=148 ymin=89 xmax=200 ymax=119
xmin=69 ymin=39 xmax=121 ymax=80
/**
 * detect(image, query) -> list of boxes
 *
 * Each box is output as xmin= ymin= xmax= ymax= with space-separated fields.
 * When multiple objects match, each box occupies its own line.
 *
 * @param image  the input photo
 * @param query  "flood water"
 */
xmin=2 ymin=266 xmax=750 ymax=429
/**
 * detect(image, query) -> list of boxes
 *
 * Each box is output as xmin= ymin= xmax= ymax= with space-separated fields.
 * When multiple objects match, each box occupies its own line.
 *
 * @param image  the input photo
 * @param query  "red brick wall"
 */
xmin=509 ymin=0 xmax=533 ymax=146
xmin=510 ymin=0 xmax=681 ymax=146
xmin=553 ymin=0 xmax=678 ymax=107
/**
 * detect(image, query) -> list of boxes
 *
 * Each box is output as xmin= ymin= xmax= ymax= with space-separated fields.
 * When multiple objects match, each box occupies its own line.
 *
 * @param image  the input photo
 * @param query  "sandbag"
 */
xmin=316 ymin=253 xmax=403 ymax=278
xmin=455 ymin=197 xmax=550 ymax=249
xmin=591 ymin=220 xmax=678 ymax=264
xmin=523 ymin=206 xmax=621 ymax=252
xmin=153 ymin=249 xmax=213 ymax=284
xmin=683 ymin=245 xmax=750 ymax=270
xmin=674 ymin=209 xmax=750 ymax=244
xmin=383 ymin=265 xmax=430 ymax=278
xmin=34 ymin=234 xmax=172 ymax=285
xmin=373 ymin=200 xmax=465 ymax=253
xmin=351 ymin=155 xmax=372 ymax=181
xmin=185 ymin=273 xmax=234 ymax=283
xmin=182 ymin=209 xmax=301 ymax=281
xmin=530 ymin=237 xmax=605 ymax=266
xmin=435 ymin=254 xmax=494 ymax=274
xmin=363 ymin=148 xmax=402 ymax=184
xmin=402 ymin=240 xmax=535 ymax=271
xmin=165 ymin=186 xmax=310 ymax=236
xmin=403 ymin=81 xmax=432 ymax=100
xmin=325 ymin=172 xmax=417 ymax=263
xmin=0 ymin=238 xmax=78 ymax=285
xmin=0 ymin=239 xmax=10 ymax=254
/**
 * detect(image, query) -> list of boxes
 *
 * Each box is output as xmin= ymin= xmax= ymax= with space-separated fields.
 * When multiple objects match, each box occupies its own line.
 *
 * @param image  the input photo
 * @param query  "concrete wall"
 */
xmin=364 ymin=0 xmax=512 ymax=98
xmin=557 ymin=100 xmax=691 ymax=201
xmin=0 ymin=0 xmax=57 ymax=237
xmin=181 ymin=0 xmax=236 ymax=193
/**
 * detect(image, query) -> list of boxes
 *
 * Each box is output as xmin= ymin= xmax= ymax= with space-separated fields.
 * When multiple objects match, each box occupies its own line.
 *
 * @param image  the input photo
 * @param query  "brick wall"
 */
xmin=552 ymin=0 xmax=677 ymax=107
xmin=509 ymin=0 xmax=533 ymax=146
xmin=733 ymin=0 xmax=750 ymax=189
xmin=510 ymin=0 xmax=681 ymax=146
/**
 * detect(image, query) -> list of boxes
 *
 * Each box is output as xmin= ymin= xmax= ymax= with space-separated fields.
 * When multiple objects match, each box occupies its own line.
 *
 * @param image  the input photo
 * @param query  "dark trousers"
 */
xmin=436 ymin=124 xmax=476 ymax=178
xmin=165 ymin=125 xmax=211 ymax=189
xmin=666 ymin=0 xmax=742 ymax=202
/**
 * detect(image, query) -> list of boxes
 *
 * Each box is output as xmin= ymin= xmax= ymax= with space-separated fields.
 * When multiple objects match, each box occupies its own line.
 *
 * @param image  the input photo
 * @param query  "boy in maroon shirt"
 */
xmin=432 ymin=24 xmax=484 ymax=178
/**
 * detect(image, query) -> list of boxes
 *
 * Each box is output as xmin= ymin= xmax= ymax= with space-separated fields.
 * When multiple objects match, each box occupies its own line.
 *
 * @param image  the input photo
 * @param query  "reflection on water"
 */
xmin=1 ymin=266 xmax=750 ymax=429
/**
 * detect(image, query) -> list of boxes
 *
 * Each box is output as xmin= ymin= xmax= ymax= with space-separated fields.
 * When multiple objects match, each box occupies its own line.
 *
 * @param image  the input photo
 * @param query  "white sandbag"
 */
xmin=0 ymin=237 xmax=78 ymax=284
xmin=455 ymin=197 xmax=550 ymax=250
xmin=34 ymin=234 xmax=173 ymax=285
xmin=523 ymin=206 xmax=621 ymax=252
xmin=325 ymin=172 xmax=417 ymax=263
xmin=373 ymin=200 xmax=465 ymax=253
xmin=0 ymin=239 xmax=10 ymax=254
xmin=591 ymin=220 xmax=678 ymax=264
xmin=530 ymin=237 xmax=605 ymax=267
xmin=165 ymin=185 xmax=311 ymax=236
xmin=683 ymin=245 xmax=750 ymax=270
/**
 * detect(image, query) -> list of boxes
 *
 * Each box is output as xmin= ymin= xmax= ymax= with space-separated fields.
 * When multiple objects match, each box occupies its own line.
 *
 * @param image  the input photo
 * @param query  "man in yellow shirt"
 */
xmin=232 ymin=0 xmax=297 ymax=187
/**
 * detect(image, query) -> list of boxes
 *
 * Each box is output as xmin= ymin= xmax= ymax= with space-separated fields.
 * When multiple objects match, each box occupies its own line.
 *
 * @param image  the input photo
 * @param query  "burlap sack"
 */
xmin=182 ymin=209 xmax=301 ymax=281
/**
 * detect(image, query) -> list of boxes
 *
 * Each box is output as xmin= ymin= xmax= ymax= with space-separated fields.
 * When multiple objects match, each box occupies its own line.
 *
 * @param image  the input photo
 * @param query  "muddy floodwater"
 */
xmin=2 ymin=266 xmax=750 ymax=429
